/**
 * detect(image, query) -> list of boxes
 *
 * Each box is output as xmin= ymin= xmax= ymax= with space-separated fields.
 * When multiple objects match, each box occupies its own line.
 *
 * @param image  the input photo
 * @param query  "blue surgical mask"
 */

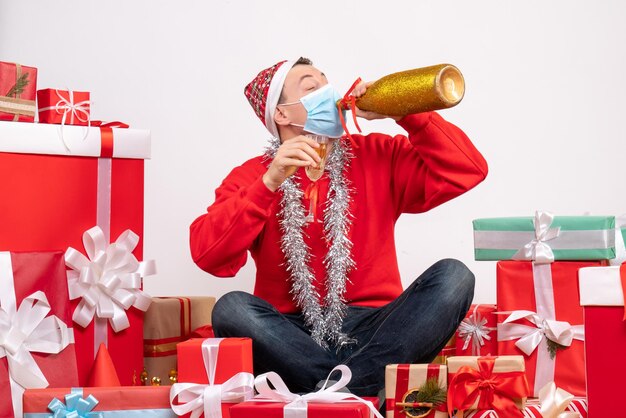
xmin=280 ymin=84 xmax=346 ymax=138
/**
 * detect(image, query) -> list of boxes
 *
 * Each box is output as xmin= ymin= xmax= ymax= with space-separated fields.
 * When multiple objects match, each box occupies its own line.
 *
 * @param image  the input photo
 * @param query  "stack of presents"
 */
xmin=1 ymin=59 xmax=624 ymax=418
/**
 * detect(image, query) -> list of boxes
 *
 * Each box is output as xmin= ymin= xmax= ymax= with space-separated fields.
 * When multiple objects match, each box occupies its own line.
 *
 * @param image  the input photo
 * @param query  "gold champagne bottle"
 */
xmin=340 ymin=64 xmax=465 ymax=116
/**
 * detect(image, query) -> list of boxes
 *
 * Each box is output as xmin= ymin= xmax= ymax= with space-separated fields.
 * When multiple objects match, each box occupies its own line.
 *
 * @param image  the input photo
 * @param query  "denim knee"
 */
xmin=433 ymin=258 xmax=475 ymax=303
xmin=211 ymin=291 xmax=255 ymax=336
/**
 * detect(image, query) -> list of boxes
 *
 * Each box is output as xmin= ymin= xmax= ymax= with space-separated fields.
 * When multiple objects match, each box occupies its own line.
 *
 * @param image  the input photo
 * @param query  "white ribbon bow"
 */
xmin=497 ymin=310 xmax=584 ymax=355
xmin=170 ymin=372 xmax=254 ymax=418
xmin=170 ymin=339 xmax=254 ymax=418
xmin=458 ymin=307 xmax=496 ymax=356
xmin=512 ymin=211 xmax=561 ymax=264
xmin=253 ymin=365 xmax=383 ymax=418
xmin=0 ymin=290 xmax=72 ymax=416
xmin=538 ymin=382 xmax=580 ymax=418
xmin=65 ymin=226 xmax=155 ymax=332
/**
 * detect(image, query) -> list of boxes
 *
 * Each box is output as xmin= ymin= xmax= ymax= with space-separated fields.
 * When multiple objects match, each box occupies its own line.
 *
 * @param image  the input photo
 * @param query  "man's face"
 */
xmin=278 ymin=64 xmax=329 ymax=128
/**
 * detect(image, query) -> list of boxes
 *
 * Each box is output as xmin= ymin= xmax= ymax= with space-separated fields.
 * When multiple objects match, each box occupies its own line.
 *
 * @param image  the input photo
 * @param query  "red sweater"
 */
xmin=190 ymin=112 xmax=488 ymax=313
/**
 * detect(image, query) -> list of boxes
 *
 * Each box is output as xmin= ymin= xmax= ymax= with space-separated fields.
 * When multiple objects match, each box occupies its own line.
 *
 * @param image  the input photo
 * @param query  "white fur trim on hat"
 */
xmin=264 ymin=60 xmax=296 ymax=139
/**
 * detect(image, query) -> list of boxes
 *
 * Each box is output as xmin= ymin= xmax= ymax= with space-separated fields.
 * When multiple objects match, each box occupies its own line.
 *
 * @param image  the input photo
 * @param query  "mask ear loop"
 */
xmin=338 ymin=77 xmax=363 ymax=149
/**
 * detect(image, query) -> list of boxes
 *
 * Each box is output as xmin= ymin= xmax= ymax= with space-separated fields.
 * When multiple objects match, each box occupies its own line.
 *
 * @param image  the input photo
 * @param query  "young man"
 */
xmin=190 ymin=57 xmax=488 ymax=396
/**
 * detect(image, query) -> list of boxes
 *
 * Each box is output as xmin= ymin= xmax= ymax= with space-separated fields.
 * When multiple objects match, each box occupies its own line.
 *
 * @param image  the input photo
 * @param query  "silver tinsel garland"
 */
xmin=265 ymin=137 xmax=355 ymax=349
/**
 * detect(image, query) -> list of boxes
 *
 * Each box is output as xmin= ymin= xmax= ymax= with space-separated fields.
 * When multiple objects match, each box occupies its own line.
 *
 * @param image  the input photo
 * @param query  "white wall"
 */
xmin=1 ymin=0 xmax=625 ymax=304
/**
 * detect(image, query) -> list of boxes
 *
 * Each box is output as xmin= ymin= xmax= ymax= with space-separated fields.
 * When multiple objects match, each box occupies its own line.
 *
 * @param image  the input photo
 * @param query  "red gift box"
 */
xmin=456 ymin=304 xmax=498 ymax=356
xmin=177 ymin=338 xmax=253 ymax=383
xmin=385 ymin=364 xmax=447 ymax=418
xmin=23 ymin=386 xmax=175 ymax=417
xmin=579 ymin=264 xmax=626 ymax=418
xmin=496 ymin=261 xmax=601 ymax=397
xmin=231 ymin=365 xmax=381 ymax=418
xmin=0 ymin=61 xmax=37 ymax=122
xmin=0 ymin=251 xmax=78 ymax=418
xmin=172 ymin=338 xmax=254 ymax=418
xmin=230 ymin=398 xmax=380 ymax=418
xmin=37 ymin=88 xmax=91 ymax=126
xmin=0 ymin=121 xmax=151 ymax=386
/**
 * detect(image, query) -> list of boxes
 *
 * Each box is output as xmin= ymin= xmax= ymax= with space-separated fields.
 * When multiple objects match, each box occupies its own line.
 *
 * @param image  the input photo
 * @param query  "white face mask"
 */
xmin=279 ymin=84 xmax=346 ymax=138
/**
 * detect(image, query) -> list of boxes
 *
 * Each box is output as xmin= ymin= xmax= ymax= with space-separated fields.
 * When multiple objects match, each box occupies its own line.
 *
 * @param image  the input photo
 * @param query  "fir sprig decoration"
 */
xmin=400 ymin=377 xmax=448 ymax=418
xmin=5 ymin=72 xmax=30 ymax=97
xmin=546 ymin=339 xmax=567 ymax=360
xmin=413 ymin=377 xmax=447 ymax=406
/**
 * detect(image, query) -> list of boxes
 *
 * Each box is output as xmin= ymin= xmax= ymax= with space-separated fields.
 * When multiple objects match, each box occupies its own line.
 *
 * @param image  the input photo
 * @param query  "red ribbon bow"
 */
xmin=337 ymin=77 xmax=363 ymax=149
xmin=304 ymin=181 xmax=320 ymax=222
xmin=447 ymin=357 xmax=529 ymax=418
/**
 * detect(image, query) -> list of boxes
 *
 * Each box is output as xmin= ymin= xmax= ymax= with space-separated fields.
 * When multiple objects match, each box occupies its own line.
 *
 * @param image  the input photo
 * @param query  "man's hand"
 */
xmin=352 ymin=80 xmax=402 ymax=122
xmin=262 ymin=135 xmax=321 ymax=192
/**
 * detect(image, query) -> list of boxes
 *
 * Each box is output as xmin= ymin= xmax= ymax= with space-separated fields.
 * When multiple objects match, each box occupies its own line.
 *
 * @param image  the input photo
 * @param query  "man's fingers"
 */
xmin=281 ymin=142 xmax=321 ymax=162
xmin=282 ymin=158 xmax=314 ymax=167
xmin=282 ymin=135 xmax=320 ymax=148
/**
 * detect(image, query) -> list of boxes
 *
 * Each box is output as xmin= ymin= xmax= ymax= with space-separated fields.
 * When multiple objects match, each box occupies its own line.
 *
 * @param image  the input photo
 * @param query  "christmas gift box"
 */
xmin=171 ymin=338 xmax=254 ymax=418
xmin=578 ymin=264 xmax=626 ymax=418
xmin=610 ymin=214 xmax=626 ymax=266
xmin=495 ymin=261 xmax=601 ymax=397
xmin=23 ymin=386 xmax=176 ymax=417
xmin=0 ymin=61 xmax=37 ymax=122
xmin=0 ymin=121 xmax=151 ymax=386
xmin=456 ymin=304 xmax=498 ymax=356
xmin=447 ymin=356 xmax=528 ymax=418
xmin=431 ymin=335 xmax=456 ymax=365
xmin=385 ymin=364 xmax=447 ymax=418
xmin=463 ymin=382 xmax=587 ymax=417
xmin=230 ymin=365 xmax=382 ymax=418
xmin=473 ymin=211 xmax=615 ymax=262
xmin=144 ymin=296 xmax=216 ymax=385
xmin=37 ymin=88 xmax=91 ymax=126
xmin=0 ymin=251 xmax=78 ymax=418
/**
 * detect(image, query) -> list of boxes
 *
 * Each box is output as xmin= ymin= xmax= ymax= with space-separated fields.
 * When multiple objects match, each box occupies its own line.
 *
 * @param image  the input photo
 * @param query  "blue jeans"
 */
xmin=212 ymin=258 xmax=474 ymax=396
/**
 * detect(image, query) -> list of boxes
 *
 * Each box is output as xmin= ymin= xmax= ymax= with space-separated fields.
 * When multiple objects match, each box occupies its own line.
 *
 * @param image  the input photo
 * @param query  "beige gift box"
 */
xmin=143 ymin=296 xmax=215 ymax=384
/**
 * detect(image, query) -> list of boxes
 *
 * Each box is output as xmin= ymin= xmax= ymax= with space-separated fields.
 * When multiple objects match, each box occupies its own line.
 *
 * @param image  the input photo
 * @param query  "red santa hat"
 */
xmin=244 ymin=59 xmax=297 ymax=139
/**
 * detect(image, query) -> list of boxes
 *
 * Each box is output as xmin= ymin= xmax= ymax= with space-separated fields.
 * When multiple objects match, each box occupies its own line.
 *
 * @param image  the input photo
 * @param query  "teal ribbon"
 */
xmin=47 ymin=388 xmax=102 ymax=418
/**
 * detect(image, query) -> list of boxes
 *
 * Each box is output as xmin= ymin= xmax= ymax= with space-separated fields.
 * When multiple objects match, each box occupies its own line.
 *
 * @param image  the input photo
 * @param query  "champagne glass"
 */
xmin=304 ymin=134 xmax=329 ymax=222
xmin=305 ymin=134 xmax=329 ymax=181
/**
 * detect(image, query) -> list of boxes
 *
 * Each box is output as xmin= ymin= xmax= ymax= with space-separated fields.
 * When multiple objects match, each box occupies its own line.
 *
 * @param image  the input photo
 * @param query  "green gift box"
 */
xmin=473 ymin=211 xmax=615 ymax=262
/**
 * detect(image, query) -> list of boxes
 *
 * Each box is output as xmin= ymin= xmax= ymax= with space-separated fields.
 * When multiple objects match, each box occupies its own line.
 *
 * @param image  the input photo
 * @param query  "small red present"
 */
xmin=0 ymin=251 xmax=78 ymax=418
xmin=37 ymin=88 xmax=91 ymax=126
xmin=579 ymin=264 xmax=626 ymax=418
xmin=230 ymin=365 xmax=381 ymax=418
xmin=171 ymin=338 xmax=254 ymax=418
xmin=456 ymin=304 xmax=497 ymax=356
xmin=496 ymin=261 xmax=601 ymax=397
xmin=23 ymin=386 xmax=174 ymax=417
xmin=385 ymin=364 xmax=447 ymax=418
xmin=0 ymin=61 xmax=37 ymax=122
xmin=0 ymin=121 xmax=151 ymax=385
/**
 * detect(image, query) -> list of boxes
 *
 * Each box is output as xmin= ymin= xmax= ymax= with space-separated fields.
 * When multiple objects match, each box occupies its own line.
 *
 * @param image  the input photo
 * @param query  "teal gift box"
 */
xmin=473 ymin=211 xmax=615 ymax=262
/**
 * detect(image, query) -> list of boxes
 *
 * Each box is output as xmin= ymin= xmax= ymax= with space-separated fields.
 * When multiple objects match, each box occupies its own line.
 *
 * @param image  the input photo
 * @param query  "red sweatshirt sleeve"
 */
xmin=189 ymin=159 xmax=279 ymax=276
xmin=385 ymin=111 xmax=488 ymax=215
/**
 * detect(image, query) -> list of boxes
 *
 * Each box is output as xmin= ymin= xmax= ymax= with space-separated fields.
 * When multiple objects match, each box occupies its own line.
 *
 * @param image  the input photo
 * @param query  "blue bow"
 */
xmin=48 ymin=389 xmax=102 ymax=418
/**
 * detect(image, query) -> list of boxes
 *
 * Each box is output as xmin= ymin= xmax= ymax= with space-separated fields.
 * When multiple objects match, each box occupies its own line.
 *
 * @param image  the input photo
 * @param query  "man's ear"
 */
xmin=274 ymin=106 xmax=291 ymax=127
